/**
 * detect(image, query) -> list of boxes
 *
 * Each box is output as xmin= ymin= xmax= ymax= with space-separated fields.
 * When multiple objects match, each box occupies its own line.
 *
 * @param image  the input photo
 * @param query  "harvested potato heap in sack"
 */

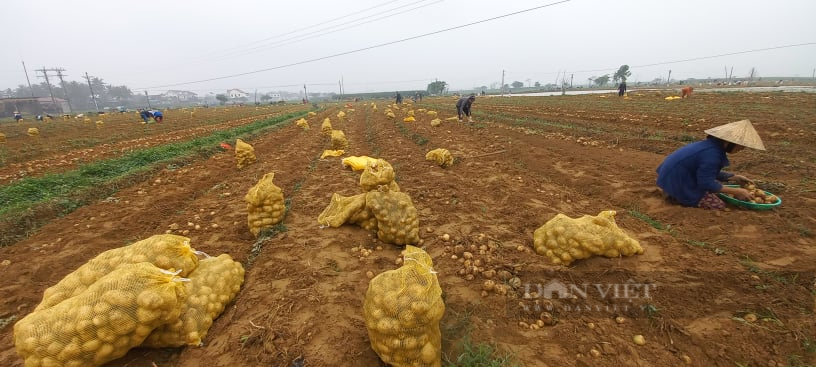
xmin=244 ymin=172 xmax=286 ymax=237
xmin=331 ymin=129 xmax=349 ymax=150
xmin=0 ymin=132 xmax=6 ymax=143
xmin=27 ymin=128 xmax=40 ymax=137
xmin=367 ymin=190 xmax=420 ymax=246
xmin=364 ymin=246 xmax=444 ymax=367
xmin=235 ymin=138 xmax=257 ymax=169
xmin=533 ymin=210 xmax=643 ymax=266
xmin=425 ymin=148 xmax=453 ymax=168
xmin=320 ymin=149 xmax=344 ymax=159
xmin=143 ymin=254 xmax=245 ymax=347
xmin=36 ymin=234 xmax=200 ymax=311
xmin=342 ymin=155 xmax=378 ymax=171
xmin=337 ymin=110 xmax=346 ymax=120
xmin=430 ymin=118 xmax=442 ymax=127
xmin=14 ymin=263 xmax=186 ymax=367
xmin=295 ymin=118 xmax=309 ymax=130
xmin=359 ymin=159 xmax=400 ymax=193
xmin=318 ymin=193 xmax=380 ymax=232
xmin=321 ymin=118 xmax=333 ymax=135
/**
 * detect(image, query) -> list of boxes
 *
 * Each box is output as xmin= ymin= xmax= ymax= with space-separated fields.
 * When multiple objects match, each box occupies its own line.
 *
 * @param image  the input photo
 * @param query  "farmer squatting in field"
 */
xmin=456 ymin=94 xmax=476 ymax=123
xmin=656 ymin=119 xmax=766 ymax=210
xmin=139 ymin=109 xmax=164 ymax=123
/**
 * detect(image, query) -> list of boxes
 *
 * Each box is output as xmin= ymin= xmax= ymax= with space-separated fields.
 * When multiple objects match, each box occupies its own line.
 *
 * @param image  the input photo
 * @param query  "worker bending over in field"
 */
xmin=681 ymin=86 xmax=693 ymax=98
xmin=456 ymin=94 xmax=476 ymax=123
xmin=139 ymin=109 xmax=164 ymax=123
xmin=656 ymin=119 xmax=765 ymax=210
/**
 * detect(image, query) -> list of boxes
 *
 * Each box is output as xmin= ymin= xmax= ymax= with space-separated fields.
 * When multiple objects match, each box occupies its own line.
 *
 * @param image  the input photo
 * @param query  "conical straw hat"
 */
xmin=704 ymin=119 xmax=766 ymax=150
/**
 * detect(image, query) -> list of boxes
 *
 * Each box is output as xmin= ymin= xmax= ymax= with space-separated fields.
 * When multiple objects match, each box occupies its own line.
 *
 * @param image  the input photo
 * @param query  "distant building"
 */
xmin=163 ymin=90 xmax=198 ymax=101
xmin=227 ymin=89 xmax=249 ymax=99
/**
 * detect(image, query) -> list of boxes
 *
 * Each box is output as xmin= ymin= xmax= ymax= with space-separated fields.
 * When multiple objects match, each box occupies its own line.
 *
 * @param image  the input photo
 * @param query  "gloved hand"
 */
xmin=458 ymin=116 xmax=463 ymax=123
xmin=467 ymin=116 xmax=473 ymax=123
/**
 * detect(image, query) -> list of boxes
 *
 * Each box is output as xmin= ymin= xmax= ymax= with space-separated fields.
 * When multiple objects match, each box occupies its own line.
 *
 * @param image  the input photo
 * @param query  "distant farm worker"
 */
xmin=139 ymin=109 xmax=164 ymax=123
xmin=13 ymin=111 xmax=23 ymax=122
xmin=395 ymin=92 xmax=403 ymax=104
xmin=681 ymin=86 xmax=693 ymax=98
xmin=618 ymin=81 xmax=627 ymax=97
xmin=656 ymin=119 xmax=765 ymax=210
xmin=456 ymin=94 xmax=476 ymax=123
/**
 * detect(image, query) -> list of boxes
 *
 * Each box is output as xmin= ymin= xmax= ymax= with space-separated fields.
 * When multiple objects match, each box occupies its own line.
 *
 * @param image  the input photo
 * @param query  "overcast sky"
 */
xmin=3 ymin=0 xmax=815 ymax=95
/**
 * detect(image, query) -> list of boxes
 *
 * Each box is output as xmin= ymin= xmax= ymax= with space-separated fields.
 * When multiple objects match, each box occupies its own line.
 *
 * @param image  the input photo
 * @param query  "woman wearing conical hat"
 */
xmin=656 ymin=119 xmax=765 ymax=209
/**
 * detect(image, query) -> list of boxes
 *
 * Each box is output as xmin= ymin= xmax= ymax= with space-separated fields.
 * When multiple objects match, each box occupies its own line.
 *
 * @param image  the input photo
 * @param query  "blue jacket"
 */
xmin=656 ymin=137 xmax=733 ymax=206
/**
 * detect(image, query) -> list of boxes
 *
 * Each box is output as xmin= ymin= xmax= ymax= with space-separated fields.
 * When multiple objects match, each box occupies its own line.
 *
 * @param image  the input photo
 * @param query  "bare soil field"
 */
xmin=1 ymin=91 xmax=814 ymax=367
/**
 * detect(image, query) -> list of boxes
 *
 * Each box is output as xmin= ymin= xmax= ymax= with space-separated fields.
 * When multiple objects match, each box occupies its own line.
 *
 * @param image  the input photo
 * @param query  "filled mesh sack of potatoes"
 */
xmin=27 ymin=128 xmax=39 ymax=137
xmin=317 ymin=193 xmax=367 ymax=228
xmin=321 ymin=118 xmax=332 ymax=136
xmin=359 ymin=159 xmax=400 ymax=193
xmin=244 ymin=172 xmax=286 ymax=237
xmin=0 ymin=132 xmax=6 ymax=143
xmin=295 ymin=118 xmax=309 ymax=130
xmin=364 ymin=246 xmax=444 ymax=367
xmin=341 ymin=156 xmax=378 ymax=171
xmin=143 ymin=254 xmax=245 ymax=347
xmin=425 ymin=148 xmax=453 ymax=168
xmin=366 ymin=190 xmax=420 ymax=246
xmin=331 ymin=129 xmax=349 ymax=150
xmin=533 ymin=210 xmax=643 ymax=266
xmin=235 ymin=138 xmax=256 ymax=169
xmin=14 ymin=263 xmax=186 ymax=367
xmin=349 ymin=204 xmax=378 ymax=232
xmin=36 ymin=234 xmax=200 ymax=311
xmin=337 ymin=111 xmax=346 ymax=120
xmin=429 ymin=118 xmax=442 ymax=127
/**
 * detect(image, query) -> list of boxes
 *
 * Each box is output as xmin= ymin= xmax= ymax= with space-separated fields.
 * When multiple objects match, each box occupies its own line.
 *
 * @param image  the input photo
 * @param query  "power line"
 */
xmin=137 ymin=0 xmax=572 ymax=89
xmin=207 ymin=0 xmax=443 ymax=62
xmin=132 ymin=0 xmax=432 ymax=75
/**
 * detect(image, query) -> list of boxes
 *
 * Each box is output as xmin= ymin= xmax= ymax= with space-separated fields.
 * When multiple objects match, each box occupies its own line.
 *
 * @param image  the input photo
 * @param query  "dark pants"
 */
xmin=459 ymin=106 xmax=470 ymax=118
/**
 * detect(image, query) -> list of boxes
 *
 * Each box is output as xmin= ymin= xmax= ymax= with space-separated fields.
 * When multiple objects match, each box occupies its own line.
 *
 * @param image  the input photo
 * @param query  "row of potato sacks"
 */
xmin=318 ymin=158 xmax=420 ymax=246
xmin=14 ymin=234 xmax=245 ymax=367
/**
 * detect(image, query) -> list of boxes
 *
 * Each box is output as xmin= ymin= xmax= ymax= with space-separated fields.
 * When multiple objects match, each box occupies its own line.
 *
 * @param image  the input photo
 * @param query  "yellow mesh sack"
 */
xmin=533 ymin=210 xmax=644 ymax=266
xmin=142 ymin=254 xmax=245 ymax=347
xmin=430 ymin=118 xmax=442 ymax=127
xmin=349 ymin=205 xmax=378 ymax=232
xmin=366 ymin=191 xmax=420 ymax=246
xmin=307 ymin=111 xmax=317 ymax=117
xmin=244 ymin=173 xmax=286 ymax=237
xmin=386 ymin=111 xmax=395 ymax=119
xmin=295 ymin=118 xmax=309 ymax=130
xmin=360 ymin=159 xmax=400 ymax=193
xmin=337 ymin=111 xmax=346 ymax=120
xmin=235 ymin=138 xmax=256 ymax=169
xmin=426 ymin=111 xmax=438 ymax=117
xmin=364 ymin=246 xmax=444 ymax=367
xmin=27 ymin=128 xmax=40 ymax=137
xmin=425 ymin=148 xmax=453 ymax=168
xmin=320 ymin=149 xmax=345 ymax=158
xmin=331 ymin=130 xmax=348 ymax=150
xmin=36 ymin=234 xmax=199 ymax=311
xmin=321 ymin=118 xmax=332 ymax=135
xmin=0 ymin=133 xmax=6 ymax=143
xmin=403 ymin=116 xmax=416 ymax=122
xmin=317 ymin=193 xmax=367 ymax=228
xmin=14 ymin=263 xmax=186 ymax=367
xmin=342 ymin=156 xmax=378 ymax=171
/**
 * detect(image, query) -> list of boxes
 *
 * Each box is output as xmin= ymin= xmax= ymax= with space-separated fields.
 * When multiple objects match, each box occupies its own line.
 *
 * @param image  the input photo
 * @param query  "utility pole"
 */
xmin=22 ymin=61 xmax=35 ymax=97
xmin=500 ymin=70 xmax=505 ymax=96
xmin=254 ymin=89 xmax=257 ymax=104
xmin=570 ymin=74 xmax=574 ymax=88
xmin=728 ymin=66 xmax=734 ymax=84
xmin=36 ymin=67 xmax=59 ymax=111
xmin=338 ymin=80 xmax=343 ymax=98
xmin=667 ymin=70 xmax=672 ymax=86
xmin=53 ymin=68 xmax=73 ymax=113
xmin=145 ymin=91 xmax=152 ymax=109
xmin=303 ymin=84 xmax=308 ymax=103
xmin=84 ymin=72 xmax=100 ymax=112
